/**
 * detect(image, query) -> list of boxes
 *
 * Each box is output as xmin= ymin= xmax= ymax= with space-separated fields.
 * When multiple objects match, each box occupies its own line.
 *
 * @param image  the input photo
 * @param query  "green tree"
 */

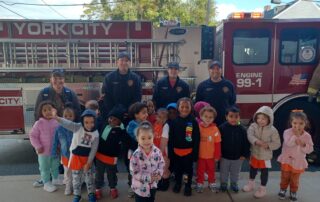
xmin=81 ymin=0 xmax=217 ymax=26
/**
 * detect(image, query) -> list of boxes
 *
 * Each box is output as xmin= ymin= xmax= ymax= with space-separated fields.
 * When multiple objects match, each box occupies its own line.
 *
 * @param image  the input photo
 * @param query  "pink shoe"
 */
xmin=243 ymin=180 xmax=255 ymax=192
xmin=254 ymin=186 xmax=267 ymax=198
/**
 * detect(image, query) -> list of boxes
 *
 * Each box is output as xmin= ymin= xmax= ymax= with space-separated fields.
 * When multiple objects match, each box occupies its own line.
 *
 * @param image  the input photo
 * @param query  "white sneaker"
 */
xmin=52 ymin=178 xmax=63 ymax=186
xmin=243 ymin=180 xmax=255 ymax=192
xmin=32 ymin=179 xmax=44 ymax=188
xmin=43 ymin=182 xmax=57 ymax=193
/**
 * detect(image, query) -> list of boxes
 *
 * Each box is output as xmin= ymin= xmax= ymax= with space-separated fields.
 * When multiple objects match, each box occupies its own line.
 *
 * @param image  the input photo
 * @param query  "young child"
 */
xmin=85 ymin=100 xmax=103 ymax=132
xmin=146 ymin=99 xmax=157 ymax=125
xmin=95 ymin=105 xmax=127 ymax=199
xmin=243 ymin=106 xmax=281 ymax=198
xmin=196 ymin=106 xmax=221 ymax=193
xmin=153 ymin=108 xmax=171 ymax=191
xmin=29 ymin=101 xmax=60 ymax=193
xmin=166 ymin=103 xmax=178 ymax=122
xmin=130 ymin=121 xmax=165 ymax=202
xmin=51 ymin=107 xmax=75 ymax=195
xmin=194 ymin=101 xmax=210 ymax=123
xmin=277 ymin=111 xmax=313 ymax=202
xmin=168 ymin=97 xmax=200 ymax=196
xmin=219 ymin=106 xmax=250 ymax=193
xmin=126 ymin=102 xmax=148 ymax=197
xmin=52 ymin=109 xmax=99 ymax=202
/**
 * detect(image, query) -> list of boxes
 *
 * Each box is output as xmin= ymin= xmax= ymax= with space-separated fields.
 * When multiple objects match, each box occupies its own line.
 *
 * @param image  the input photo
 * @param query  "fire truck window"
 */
xmin=280 ymin=28 xmax=318 ymax=64
xmin=232 ymin=29 xmax=270 ymax=65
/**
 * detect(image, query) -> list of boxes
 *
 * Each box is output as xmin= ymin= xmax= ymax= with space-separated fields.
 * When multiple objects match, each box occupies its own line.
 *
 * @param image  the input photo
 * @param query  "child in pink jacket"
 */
xmin=29 ymin=101 xmax=60 ymax=193
xmin=277 ymin=111 xmax=314 ymax=202
xmin=130 ymin=121 xmax=165 ymax=202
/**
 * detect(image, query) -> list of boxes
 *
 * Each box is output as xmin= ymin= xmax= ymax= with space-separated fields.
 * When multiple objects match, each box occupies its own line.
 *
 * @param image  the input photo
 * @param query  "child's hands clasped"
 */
xmin=295 ymin=139 xmax=306 ymax=147
xmin=37 ymin=147 xmax=44 ymax=154
xmin=151 ymin=173 xmax=161 ymax=183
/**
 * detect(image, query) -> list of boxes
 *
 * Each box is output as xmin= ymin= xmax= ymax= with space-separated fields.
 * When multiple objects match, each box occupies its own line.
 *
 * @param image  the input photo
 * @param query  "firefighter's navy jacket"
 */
xmin=153 ymin=76 xmax=190 ymax=109
xmin=196 ymin=78 xmax=236 ymax=126
xmin=102 ymin=69 xmax=141 ymax=119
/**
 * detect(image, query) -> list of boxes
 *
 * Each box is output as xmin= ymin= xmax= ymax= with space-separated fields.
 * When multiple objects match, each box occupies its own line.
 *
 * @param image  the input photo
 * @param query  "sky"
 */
xmin=0 ymin=0 xmax=293 ymax=20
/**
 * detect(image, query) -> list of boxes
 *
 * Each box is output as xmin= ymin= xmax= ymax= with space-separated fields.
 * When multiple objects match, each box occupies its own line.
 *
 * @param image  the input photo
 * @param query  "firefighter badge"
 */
xmin=127 ymin=80 xmax=134 ymax=86
xmin=223 ymin=86 xmax=229 ymax=93
xmin=176 ymin=86 xmax=182 ymax=93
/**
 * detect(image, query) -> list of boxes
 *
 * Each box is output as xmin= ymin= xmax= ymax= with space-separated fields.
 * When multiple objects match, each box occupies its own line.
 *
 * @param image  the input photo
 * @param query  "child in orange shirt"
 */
xmin=153 ymin=108 xmax=170 ymax=191
xmin=196 ymin=106 xmax=221 ymax=193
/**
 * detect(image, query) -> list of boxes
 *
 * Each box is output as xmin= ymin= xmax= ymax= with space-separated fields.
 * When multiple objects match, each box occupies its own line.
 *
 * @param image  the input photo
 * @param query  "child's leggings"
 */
xmin=280 ymin=170 xmax=301 ymax=192
xmin=174 ymin=153 xmax=193 ymax=187
xmin=38 ymin=155 xmax=60 ymax=183
xmin=249 ymin=166 xmax=268 ymax=186
xmin=72 ymin=168 xmax=95 ymax=196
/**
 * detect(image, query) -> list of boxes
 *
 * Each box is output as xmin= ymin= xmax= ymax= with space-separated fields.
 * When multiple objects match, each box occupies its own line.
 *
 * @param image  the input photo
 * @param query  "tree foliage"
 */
xmin=81 ymin=0 xmax=217 ymax=26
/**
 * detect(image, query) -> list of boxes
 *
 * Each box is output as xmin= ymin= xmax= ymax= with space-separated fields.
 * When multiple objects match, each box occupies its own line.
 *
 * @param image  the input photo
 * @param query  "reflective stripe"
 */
xmin=237 ymin=94 xmax=291 ymax=103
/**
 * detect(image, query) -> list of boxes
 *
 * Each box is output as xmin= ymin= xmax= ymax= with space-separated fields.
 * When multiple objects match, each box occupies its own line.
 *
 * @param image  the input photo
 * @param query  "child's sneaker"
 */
xmin=243 ymin=180 xmax=255 ymax=192
xmin=183 ymin=174 xmax=188 ymax=184
xmin=184 ymin=186 xmax=192 ymax=196
xmin=128 ymin=187 xmax=135 ymax=198
xmin=33 ymin=179 xmax=44 ymax=188
xmin=289 ymin=192 xmax=298 ymax=202
xmin=64 ymin=185 xmax=72 ymax=195
xmin=196 ymin=183 xmax=204 ymax=193
xmin=95 ymin=189 xmax=102 ymax=200
xmin=72 ymin=195 xmax=81 ymax=202
xmin=220 ymin=182 xmax=228 ymax=192
xmin=278 ymin=189 xmax=287 ymax=200
xmin=230 ymin=182 xmax=239 ymax=193
xmin=43 ymin=182 xmax=57 ymax=193
xmin=110 ymin=188 xmax=119 ymax=199
xmin=52 ymin=178 xmax=63 ymax=186
xmin=209 ymin=183 xmax=218 ymax=193
xmin=88 ymin=193 xmax=96 ymax=202
xmin=254 ymin=186 xmax=267 ymax=198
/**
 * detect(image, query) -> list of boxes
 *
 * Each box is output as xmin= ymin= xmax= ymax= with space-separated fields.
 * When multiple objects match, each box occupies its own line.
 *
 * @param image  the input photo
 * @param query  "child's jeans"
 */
xmin=95 ymin=159 xmax=118 ymax=189
xmin=38 ymin=155 xmax=60 ymax=183
xmin=280 ymin=170 xmax=301 ymax=192
xmin=72 ymin=167 xmax=95 ymax=196
xmin=220 ymin=158 xmax=243 ymax=184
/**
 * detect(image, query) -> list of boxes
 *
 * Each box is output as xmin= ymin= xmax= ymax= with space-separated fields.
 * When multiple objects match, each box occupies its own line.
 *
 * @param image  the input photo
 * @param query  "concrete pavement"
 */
xmin=0 ymin=172 xmax=319 ymax=202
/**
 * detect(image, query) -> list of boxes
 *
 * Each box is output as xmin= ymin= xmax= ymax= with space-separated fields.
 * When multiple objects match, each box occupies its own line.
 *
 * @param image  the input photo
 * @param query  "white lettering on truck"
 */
xmin=0 ymin=97 xmax=22 ymax=106
xmin=236 ymin=72 xmax=263 ymax=88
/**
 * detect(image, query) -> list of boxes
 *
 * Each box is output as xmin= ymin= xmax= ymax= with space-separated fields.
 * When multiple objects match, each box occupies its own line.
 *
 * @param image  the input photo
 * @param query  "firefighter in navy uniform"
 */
xmin=153 ymin=62 xmax=190 ymax=109
xmin=101 ymin=52 xmax=142 ymax=122
xmin=196 ymin=61 xmax=236 ymax=126
xmin=34 ymin=68 xmax=81 ymax=121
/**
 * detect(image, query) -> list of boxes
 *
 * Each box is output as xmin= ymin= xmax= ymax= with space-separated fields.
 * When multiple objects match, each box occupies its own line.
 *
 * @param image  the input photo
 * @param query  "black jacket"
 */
xmin=97 ymin=126 xmax=128 ymax=157
xmin=219 ymin=122 xmax=250 ymax=160
xmin=168 ymin=115 xmax=200 ymax=161
xmin=102 ymin=69 xmax=141 ymax=119
xmin=153 ymin=76 xmax=190 ymax=109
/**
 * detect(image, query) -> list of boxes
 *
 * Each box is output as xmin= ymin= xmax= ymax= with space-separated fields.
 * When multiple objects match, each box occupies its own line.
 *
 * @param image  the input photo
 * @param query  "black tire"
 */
xmin=274 ymin=97 xmax=320 ymax=165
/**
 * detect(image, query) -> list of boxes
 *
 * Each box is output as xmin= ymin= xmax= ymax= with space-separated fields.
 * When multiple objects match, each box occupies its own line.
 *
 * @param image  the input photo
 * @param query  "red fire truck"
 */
xmin=214 ymin=12 xmax=320 ymax=163
xmin=0 ymin=19 xmax=183 ymax=138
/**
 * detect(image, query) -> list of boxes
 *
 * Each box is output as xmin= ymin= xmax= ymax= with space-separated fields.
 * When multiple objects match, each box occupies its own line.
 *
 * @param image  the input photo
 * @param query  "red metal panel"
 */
xmin=129 ymin=22 xmax=152 ymax=39
xmin=0 ymin=22 xmax=8 ymax=38
xmin=0 ymin=90 xmax=24 ymax=131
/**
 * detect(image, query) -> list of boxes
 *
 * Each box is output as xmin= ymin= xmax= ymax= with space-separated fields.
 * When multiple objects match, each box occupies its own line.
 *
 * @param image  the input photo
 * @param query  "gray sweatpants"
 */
xmin=72 ymin=168 xmax=95 ymax=196
xmin=220 ymin=158 xmax=243 ymax=184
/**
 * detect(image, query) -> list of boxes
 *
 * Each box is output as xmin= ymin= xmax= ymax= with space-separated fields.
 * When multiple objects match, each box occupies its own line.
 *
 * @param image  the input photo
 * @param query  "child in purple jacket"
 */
xmin=130 ymin=121 xmax=165 ymax=202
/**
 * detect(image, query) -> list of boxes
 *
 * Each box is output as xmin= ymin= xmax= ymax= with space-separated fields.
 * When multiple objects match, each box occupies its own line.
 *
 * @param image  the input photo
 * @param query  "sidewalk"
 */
xmin=0 ymin=172 xmax=318 ymax=202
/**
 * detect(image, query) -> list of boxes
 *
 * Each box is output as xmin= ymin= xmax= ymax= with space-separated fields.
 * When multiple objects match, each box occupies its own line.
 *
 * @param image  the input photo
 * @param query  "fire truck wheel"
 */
xmin=274 ymin=97 xmax=320 ymax=165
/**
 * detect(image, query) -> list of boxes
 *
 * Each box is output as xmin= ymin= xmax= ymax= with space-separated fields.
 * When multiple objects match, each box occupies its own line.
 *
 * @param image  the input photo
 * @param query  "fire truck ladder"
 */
xmin=0 ymin=39 xmax=185 ymax=72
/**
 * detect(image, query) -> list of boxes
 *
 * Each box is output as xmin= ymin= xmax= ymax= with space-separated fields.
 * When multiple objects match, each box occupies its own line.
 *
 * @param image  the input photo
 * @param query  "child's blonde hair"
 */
xmin=199 ymin=106 xmax=217 ymax=119
xmin=136 ymin=121 xmax=154 ymax=138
